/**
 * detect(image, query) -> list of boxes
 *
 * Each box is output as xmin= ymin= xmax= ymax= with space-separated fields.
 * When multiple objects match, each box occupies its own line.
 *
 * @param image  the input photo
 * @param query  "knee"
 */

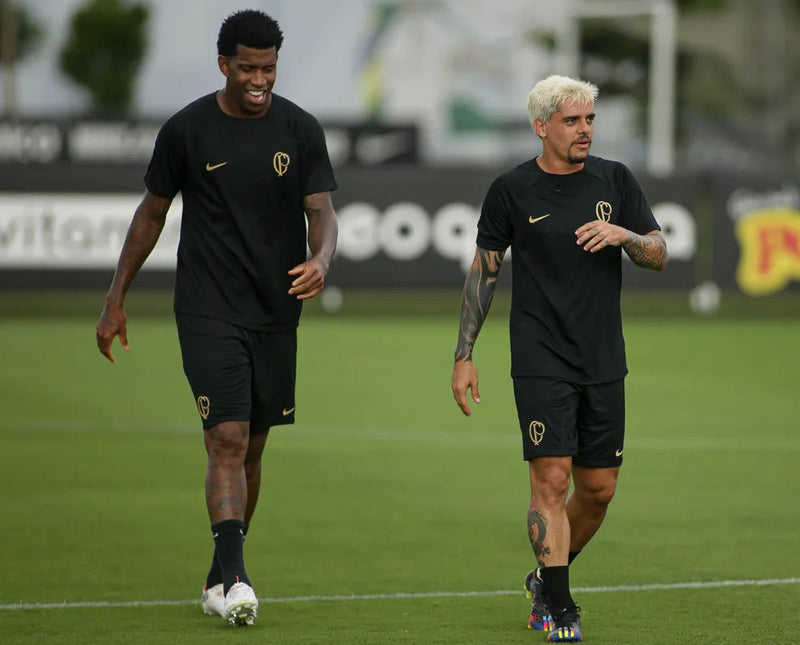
xmin=207 ymin=423 xmax=248 ymax=461
xmin=531 ymin=459 xmax=572 ymax=503
xmin=580 ymin=479 xmax=617 ymax=509
xmin=244 ymin=433 xmax=268 ymax=476
xmin=244 ymin=456 xmax=262 ymax=482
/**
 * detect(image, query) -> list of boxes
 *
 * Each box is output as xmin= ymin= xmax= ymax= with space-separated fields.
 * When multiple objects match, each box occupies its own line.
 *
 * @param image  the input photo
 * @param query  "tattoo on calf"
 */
xmin=528 ymin=509 xmax=551 ymax=569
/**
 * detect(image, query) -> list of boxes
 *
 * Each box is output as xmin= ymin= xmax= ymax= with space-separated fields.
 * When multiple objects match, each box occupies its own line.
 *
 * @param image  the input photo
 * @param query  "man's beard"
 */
xmin=567 ymin=150 xmax=588 ymax=164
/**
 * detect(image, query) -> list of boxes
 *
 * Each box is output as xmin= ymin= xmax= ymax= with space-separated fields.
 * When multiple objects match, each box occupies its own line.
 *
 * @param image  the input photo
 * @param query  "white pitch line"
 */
xmin=1 ymin=577 xmax=798 ymax=611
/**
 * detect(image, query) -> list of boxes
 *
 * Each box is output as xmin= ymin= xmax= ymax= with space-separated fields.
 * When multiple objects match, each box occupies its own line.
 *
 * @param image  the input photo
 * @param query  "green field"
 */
xmin=1 ymin=295 xmax=798 ymax=644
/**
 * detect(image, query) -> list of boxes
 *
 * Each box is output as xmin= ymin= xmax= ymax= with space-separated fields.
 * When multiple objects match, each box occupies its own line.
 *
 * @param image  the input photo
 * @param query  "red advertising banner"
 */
xmin=713 ymin=181 xmax=800 ymax=295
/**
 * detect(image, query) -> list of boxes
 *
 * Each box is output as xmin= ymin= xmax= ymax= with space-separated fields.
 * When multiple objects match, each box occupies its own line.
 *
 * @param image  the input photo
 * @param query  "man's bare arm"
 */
xmin=622 ymin=230 xmax=668 ymax=271
xmin=105 ymin=190 xmax=172 ymax=305
xmin=304 ymin=191 xmax=338 ymax=274
xmin=576 ymin=222 xmax=668 ymax=272
xmin=288 ymin=191 xmax=338 ymax=299
xmin=96 ymin=190 xmax=171 ymax=362
xmin=454 ymin=247 xmax=505 ymax=363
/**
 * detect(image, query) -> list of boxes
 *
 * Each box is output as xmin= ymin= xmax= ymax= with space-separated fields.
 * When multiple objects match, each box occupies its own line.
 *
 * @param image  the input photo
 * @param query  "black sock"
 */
xmin=205 ymin=552 xmax=223 ymax=588
xmin=206 ymin=523 xmax=249 ymax=588
xmin=568 ymin=550 xmax=580 ymax=565
xmin=539 ymin=565 xmax=575 ymax=615
xmin=212 ymin=519 xmax=250 ymax=594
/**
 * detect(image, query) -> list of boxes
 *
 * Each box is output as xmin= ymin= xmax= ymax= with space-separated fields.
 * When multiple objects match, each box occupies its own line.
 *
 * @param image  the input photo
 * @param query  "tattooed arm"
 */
xmin=622 ymin=230 xmax=668 ymax=271
xmin=575 ymin=222 xmax=668 ymax=271
xmin=454 ymin=246 xmax=505 ymax=362
xmin=451 ymin=246 xmax=505 ymax=416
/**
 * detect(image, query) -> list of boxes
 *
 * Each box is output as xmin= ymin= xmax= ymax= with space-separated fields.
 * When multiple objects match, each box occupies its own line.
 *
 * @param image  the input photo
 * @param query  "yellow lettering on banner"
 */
xmin=736 ymin=209 xmax=800 ymax=295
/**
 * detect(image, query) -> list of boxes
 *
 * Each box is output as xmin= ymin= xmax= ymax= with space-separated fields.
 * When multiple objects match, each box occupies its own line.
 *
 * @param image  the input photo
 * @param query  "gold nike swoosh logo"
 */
xmin=282 ymin=407 xmax=295 ymax=416
xmin=615 ymin=449 xmax=624 ymax=457
xmin=529 ymin=214 xmax=551 ymax=224
xmin=205 ymin=162 xmax=227 ymax=171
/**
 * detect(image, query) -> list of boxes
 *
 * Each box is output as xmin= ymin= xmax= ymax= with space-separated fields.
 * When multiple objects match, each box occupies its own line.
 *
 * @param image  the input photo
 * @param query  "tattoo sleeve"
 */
xmin=622 ymin=231 xmax=668 ymax=271
xmin=454 ymin=247 xmax=504 ymax=363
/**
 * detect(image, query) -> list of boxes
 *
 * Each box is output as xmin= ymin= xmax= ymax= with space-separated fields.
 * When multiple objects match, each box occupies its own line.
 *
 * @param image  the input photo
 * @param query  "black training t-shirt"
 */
xmin=145 ymin=92 xmax=337 ymax=330
xmin=477 ymin=155 xmax=660 ymax=383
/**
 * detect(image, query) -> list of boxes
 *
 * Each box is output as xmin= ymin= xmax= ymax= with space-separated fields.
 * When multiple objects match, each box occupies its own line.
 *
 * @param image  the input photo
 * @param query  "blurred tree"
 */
xmin=579 ymin=0 xmax=800 ymax=172
xmin=0 ymin=0 xmax=42 ymax=62
xmin=59 ymin=0 xmax=149 ymax=116
xmin=1 ymin=0 xmax=43 ymax=116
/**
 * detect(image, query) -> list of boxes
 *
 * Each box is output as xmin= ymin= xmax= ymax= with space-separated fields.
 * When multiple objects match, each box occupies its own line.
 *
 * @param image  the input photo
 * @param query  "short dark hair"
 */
xmin=217 ymin=10 xmax=284 ymax=56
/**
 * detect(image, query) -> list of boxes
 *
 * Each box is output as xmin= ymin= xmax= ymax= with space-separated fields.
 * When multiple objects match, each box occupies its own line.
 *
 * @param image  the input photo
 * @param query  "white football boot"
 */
xmin=223 ymin=581 xmax=259 ymax=626
xmin=201 ymin=582 xmax=225 ymax=616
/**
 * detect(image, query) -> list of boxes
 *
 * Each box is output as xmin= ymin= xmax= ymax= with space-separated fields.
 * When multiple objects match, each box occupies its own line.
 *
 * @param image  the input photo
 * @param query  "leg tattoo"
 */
xmin=528 ymin=509 xmax=551 ymax=569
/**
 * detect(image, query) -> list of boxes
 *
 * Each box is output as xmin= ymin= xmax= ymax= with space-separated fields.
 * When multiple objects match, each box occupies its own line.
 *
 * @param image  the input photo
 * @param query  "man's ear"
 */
xmin=217 ymin=55 xmax=229 ymax=77
xmin=533 ymin=118 xmax=547 ymax=139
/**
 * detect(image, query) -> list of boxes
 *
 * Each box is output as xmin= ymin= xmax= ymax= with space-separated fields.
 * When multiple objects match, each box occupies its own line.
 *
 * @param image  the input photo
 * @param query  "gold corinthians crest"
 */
xmin=273 ymin=152 xmax=290 ymax=176
xmin=528 ymin=420 xmax=546 ymax=446
xmin=197 ymin=395 xmax=210 ymax=420
xmin=595 ymin=201 xmax=612 ymax=222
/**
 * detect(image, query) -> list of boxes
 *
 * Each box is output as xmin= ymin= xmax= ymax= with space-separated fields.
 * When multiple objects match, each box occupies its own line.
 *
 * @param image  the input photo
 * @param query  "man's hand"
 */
xmin=452 ymin=359 xmax=481 ymax=416
xmin=96 ymin=303 xmax=129 ymax=363
xmin=574 ymin=220 xmax=629 ymax=252
xmin=288 ymin=257 xmax=327 ymax=299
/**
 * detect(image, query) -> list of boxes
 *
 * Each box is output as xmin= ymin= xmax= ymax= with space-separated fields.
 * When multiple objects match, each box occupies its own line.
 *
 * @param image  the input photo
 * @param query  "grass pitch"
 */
xmin=0 ymin=302 xmax=798 ymax=644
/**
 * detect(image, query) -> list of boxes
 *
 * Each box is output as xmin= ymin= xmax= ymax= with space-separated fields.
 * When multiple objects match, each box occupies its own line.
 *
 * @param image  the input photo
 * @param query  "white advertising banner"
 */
xmin=0 ymin=169 xmax=701 ymax=288
xmin=0 ymin=193 xmax=182 ymax=269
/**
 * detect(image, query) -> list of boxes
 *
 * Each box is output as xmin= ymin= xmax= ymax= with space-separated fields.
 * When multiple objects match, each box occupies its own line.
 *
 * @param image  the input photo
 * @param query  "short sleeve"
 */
xmin=144 ymin=117 xmax=186 ymax=199
xmin=476 ymin=176 xmax=513 ymax=251
xmin=300 ymin=115 xmax=337 ymax=196
xmin=618 ymin=164 xmax=660 ymax=235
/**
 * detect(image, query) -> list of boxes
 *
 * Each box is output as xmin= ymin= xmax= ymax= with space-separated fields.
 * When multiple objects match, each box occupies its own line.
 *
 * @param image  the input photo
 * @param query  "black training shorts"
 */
xmin=176 ymin=313 xmax=297 ymax=432
xmin=513 ymin=376 xmax=625 ymax=467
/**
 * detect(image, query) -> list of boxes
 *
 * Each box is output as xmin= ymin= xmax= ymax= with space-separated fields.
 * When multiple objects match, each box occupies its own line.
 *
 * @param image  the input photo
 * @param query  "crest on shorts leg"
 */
xmin=528 ymin=420 xmax=545 ymax=445
xmin=197 ymin=395 xmax=210 ymax=420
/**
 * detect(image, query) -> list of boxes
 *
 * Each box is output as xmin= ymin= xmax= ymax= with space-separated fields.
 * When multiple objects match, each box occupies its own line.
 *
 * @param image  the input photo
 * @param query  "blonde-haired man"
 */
xmin=451 ymin=74 xmax=667 ymax=642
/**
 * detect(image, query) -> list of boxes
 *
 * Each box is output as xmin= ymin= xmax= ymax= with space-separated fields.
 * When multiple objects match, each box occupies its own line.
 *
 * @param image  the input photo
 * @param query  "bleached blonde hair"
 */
xmin=527 ymin=75 xmax=599 ymax=127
